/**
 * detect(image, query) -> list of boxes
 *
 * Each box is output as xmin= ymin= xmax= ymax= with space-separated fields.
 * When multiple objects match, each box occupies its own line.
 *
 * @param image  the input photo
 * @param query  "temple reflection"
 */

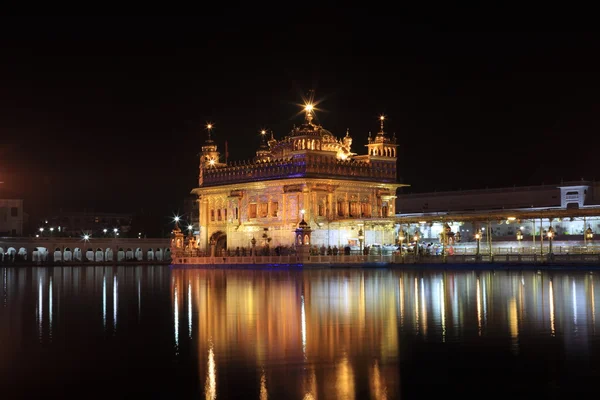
xmin=166 ymin=268 xmax=600 ymax=398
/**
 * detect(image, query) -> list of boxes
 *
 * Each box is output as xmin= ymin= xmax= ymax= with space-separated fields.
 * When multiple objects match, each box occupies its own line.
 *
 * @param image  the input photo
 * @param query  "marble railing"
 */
xmin=202 ymin=158 xmax=396 ymax=186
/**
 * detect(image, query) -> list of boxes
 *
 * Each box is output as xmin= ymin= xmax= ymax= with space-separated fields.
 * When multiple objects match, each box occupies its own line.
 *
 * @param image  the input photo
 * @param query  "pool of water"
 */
xmin=1 ymin=266 xmax=599 ymax=398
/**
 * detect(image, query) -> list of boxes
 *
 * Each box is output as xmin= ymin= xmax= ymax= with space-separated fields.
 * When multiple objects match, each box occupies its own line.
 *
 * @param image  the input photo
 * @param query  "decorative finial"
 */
xmin=379 ymin=115 xmax=385 ymax=132
xmin=206 ymin=123 xmax=213 ymax=140
xmin=304 ymin=103 xmax=314 ymax=124
xmin=368 ymin=131 xmax=371 ymax=138
xmin=346 ymin=128 xmax=350 ymax=137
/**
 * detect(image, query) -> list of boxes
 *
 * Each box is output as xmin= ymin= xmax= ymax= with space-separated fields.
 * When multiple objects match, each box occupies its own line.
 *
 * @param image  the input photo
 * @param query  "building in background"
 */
xmin=191 ymin=104 xmax=404 ymax=254
xmin=0 ymin=191 xmax=24 ymax=236
xmin=395 ymin=180 xmax=600 ymax=253
xmin=183 ymin=194 xmax=199 ymax=234
xmin=40 ymin=210 xmax=133 ymax=238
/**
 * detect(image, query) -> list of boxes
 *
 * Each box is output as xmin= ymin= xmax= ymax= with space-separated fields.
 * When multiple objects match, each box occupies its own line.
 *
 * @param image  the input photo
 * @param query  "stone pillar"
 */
xmin=210 ymin=237 xmax=216 ymax=257
xmin=199 ymin=196 xmax=209 ymax=252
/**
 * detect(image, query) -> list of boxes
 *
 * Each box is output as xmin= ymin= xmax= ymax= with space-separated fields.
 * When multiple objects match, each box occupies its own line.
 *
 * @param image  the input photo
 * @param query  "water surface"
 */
xmin=1 ymin=266 xmax=599 ymax=399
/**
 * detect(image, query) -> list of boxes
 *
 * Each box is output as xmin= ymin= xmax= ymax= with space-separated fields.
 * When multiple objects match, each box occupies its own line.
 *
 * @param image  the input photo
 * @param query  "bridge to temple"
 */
xmin=0 ymin=237 xmax=171 ymax=263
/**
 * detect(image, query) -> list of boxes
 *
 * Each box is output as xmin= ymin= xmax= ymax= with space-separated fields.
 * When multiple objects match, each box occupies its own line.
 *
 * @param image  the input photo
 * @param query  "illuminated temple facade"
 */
xmin=191 ymin=105 xmax=405 ymax=254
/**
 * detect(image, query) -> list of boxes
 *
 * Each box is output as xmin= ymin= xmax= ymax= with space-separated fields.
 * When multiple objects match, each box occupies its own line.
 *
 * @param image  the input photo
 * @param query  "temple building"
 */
xmin=190 ymin=104 xmax=405 ymax=255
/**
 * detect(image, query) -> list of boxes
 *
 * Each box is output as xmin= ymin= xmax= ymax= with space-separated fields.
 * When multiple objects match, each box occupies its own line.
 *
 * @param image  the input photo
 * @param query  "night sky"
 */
xmin=1 ymin=17 xmax=599 ymax=232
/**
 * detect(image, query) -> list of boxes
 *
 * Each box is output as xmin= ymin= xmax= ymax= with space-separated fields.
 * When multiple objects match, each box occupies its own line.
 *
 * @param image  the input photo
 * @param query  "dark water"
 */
xmin=1 ymin=266 xmax=600 ymax=399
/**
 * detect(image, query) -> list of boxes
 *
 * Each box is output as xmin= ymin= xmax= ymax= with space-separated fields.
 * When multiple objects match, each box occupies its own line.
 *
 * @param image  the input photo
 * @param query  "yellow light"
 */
xmin=475 ymin=233 xmax=481 ymax=240
xmin=209 ymin=159 xmax=215 ymax=165
xmin=261 ymin=130 xmax=266 ymax=135
xmin=380 ymin=115 xmax=385 ymax=121
xmin=507 ymin=217 xmax=516 ymax=221
xmin=305 ymin=104 xmax=313 ymax=112
xmin=207 ymin=123 xmax=213 ymax=130
xmin=418 ymin=221 xmax=426 ymax=224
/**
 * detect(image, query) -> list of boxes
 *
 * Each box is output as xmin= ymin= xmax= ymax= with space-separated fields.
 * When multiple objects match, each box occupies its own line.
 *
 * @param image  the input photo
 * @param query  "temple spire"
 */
xmin=379 ymin=115 xmax=385 ymax=134
xmin=206 ymin=123 xmax=214 ymax=142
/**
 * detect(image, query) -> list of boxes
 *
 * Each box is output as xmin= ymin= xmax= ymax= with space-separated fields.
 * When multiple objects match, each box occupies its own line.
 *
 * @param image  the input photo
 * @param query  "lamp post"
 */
xmin=547 ymin=226 xmax=555 ymax=257
xmin=516 ymin=229 xmax=523 ymax=252
xmin=413 ymin=230 xmax=420 ymax=261
xmin=585 ymin=226 xmax=594 ymax=253
xmin=475 ymin=229 xmax=481 ymax=256
xmin=398 ymin=230 xmax=405 ymax=257
xmin=358 ymin=227 xmax=364 ymax=254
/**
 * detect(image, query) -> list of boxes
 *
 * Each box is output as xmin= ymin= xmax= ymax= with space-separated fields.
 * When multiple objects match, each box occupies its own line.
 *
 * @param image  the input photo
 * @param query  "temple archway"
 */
xmin=210 ymin=231 xmax=227 ymax=255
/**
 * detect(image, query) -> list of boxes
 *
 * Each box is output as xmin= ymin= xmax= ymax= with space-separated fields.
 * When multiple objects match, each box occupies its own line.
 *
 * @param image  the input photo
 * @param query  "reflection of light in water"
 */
xmin=301 ymin=294 xmax=307 ymax=358
xmin=414 ymin=277 xmax=419 ymax=332
xmin=188 ymin=281 xmax=192 ymax=339
xmin=399 ymin=277 xmax=404 ymax=328
xmin=591 ymin=278 xmax=595 ymax=332
xmin=260 ymin=369 xmax=268 ymax=400
xmin=573 ymin=279 xmax=577 ymax=330
xmin=440 ymin=278 xmax=446 ymax=341
xmin=102 ymin=274 xmax=106 ymax=330
xmin=3 ymin=268 xmax=7 ymax=307
xmin=336 ymin=354 xmax=355 ymax=400
xmin=476 ymin=277 xmax=482 ymax=335
xmin=482 ymin=277 xmax=488 ymax=323
xmin=113 ymin=275 xmax=118 ymax=332
xmin=370 ymin=360 xmax=388 ymax=400
xmin=206 ymin=341 xmax=216 ymax=400
xmin=302 ymin=368 xmax=317 ymax=400
xmin=38 ymin=275 xmax=43 ymax=341
xmin=49 ymin=276 xmax=53 ymax=341
xmin=137 ymin=276 xmax=141 ymax=320
xmin=509 ymin=296 xmax=519 ymax=354
xmin=549 ymin=280 xmax=555 ymax=336
xmin=420 ymin=278 xmax=427 ymax=337
xmin=174 ymin=284 xmax=179 ymax=350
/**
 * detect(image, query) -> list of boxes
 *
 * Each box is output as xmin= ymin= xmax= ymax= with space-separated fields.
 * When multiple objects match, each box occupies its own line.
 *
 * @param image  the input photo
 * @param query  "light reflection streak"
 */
xmin=206 ymin=341 xmax=216 ymax=400
xmin=573 ymin=279 xmax=578 ymax=330
xmin=440 ymin=278 xmax=446 ymax=341
xmin=414 ymin=277 xmax=419 ymax=332
xmin=302 ymin=368 xmax=317 ymax=400
xmin=259 ymin=369 xmax=268 ymax=400
xmin=301 ymin=294 xmax=307 ymax=358
xmin=138 ymin=276 xmax=141 ymax=321
xmin=591 ymin=278 xmax=595 ymax=333
xmin=549 ymin=280 xmax=556 ymax=336
xmin=49 ymin=276 xmax=53 ymax=341
xmin=113 ymin=274 xmax=118 ymax=333
xmin=174 ymin=284 xmax=179 ymax=351
xmin=3 ymin=268 xmax=7 ymax=307
xmin=102 ymin=274 xmax=106 ymax=331
xmin=38 ymin=275 xmax=43 ymax=341
xmin=420 ymin=278 xmax=427 ymax=337
xmin=188 ymin=281 xmax=192 ymax=339
xmin=482 ymin=276 xmax=488 ymax=324
xmin=336 ymin=354 xmax=355 ymax=400
xmin=370 ymin=360 xmax=388 ymax=400
xmin=508 ymin=296 xmax=519 ymax=354
xmin=399 ymin=277 xmax=404 ymax=328
xmin=476 ymin=277 xmax=482 ymax=335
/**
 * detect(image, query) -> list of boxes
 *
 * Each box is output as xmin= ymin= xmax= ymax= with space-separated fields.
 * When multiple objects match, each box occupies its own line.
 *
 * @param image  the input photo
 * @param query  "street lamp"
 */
xmin=358 ymin=227 xmax=364 ymax=254
xmin=39 ymin=227 xmax=44 ymax=236
xmin=103 ymin=228 xmax=108 ymax=234
xmin=475 ymin=229 xmax=481 ymax=256
xmin=398 ymin=230 xmax=405 ymax=257
xmin=413 ymin=230 xmax=420 ymax=260
xmin=49 ymin=227 xmax=54 ymax=236
xmin=547 ymin=226 xmax=555 ymax=256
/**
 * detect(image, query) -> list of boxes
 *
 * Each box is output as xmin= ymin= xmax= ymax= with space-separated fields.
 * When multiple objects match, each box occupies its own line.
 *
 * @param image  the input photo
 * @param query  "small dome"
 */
xmin=298 ymin=218 xmax=309 ymax=228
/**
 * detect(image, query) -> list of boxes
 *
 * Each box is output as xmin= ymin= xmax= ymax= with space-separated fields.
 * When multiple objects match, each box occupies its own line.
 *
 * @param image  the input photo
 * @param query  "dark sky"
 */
xmin=1 ymin=17 xmax=599 ymax=227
